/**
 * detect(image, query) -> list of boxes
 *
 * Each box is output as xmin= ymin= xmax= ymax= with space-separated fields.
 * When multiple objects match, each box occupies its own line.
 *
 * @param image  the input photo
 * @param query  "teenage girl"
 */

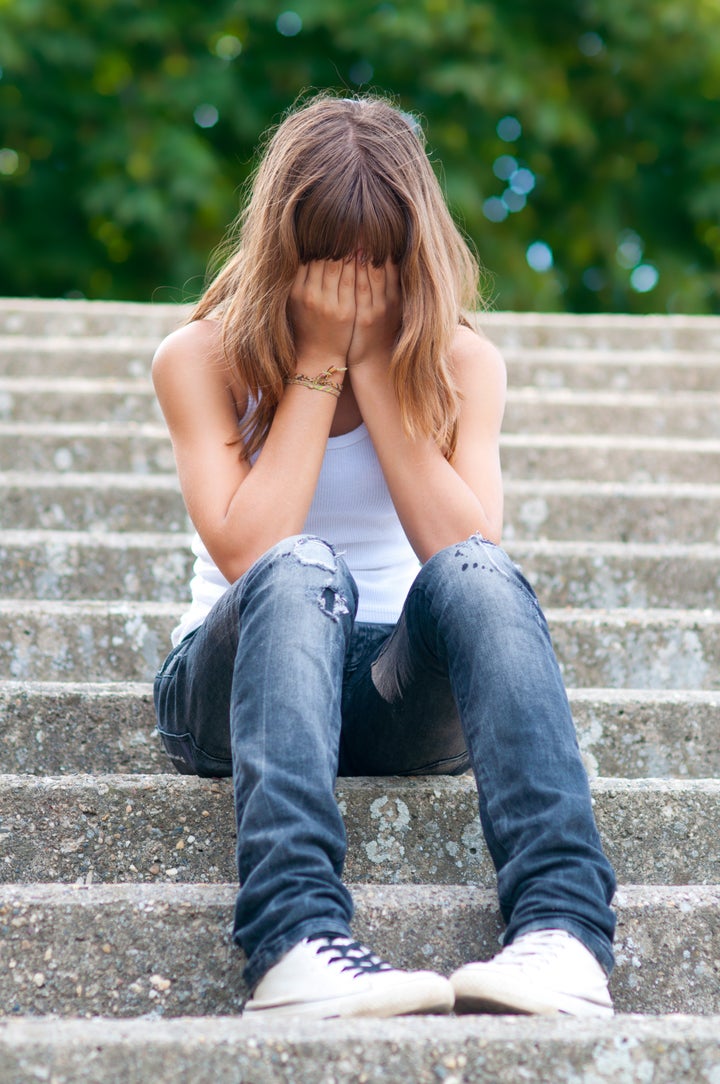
xmin=152 ymin=93 xmax=616 ymax=1019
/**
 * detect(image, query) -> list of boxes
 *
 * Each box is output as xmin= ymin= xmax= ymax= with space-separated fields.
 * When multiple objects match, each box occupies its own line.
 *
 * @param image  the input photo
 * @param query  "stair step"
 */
xmin=501 ymin=435 xmax=720 ymax=484
xmin=2 ymin=683 xmax=716 ymax=779
xmin=0 ymin=530 xmax=193 ymax=602
xmin=3 ymin=300 xmax=719 ymax=350
xmin=0 ymin=300 xmax=186 ymax=339
xmin=0 ymin=773 xmax=716 ymax=887
xmin=4 ymin=336 xmax=719 ymax=392
xmin=478 ymin=311 xmax=720 ymax=352
xmin=0 ymin=377 xmax=160 ymax=424
xmin=3 ymin=532 xmax=720 ymax=609
xmin=503 ymin=348 xmax=720 ymax=392
xmin=0 ymin=882 xmax=717 ymax=1015
xmin=4 ymin=474 xmax=720 ymax=544
xmin=4 ymin=424 xmax=720 ymax=482
xmin=504 ymin=388 xmax=720 ymax=437
xmin=504 ymin=481 xmax=720 ymax=544
xmin=1 ymin=1015 xmax=718 ymax=1084
xmin=0 ymin=472 xmax=189 ymax=533
xmin=4 ymin=378 xmax=720 ymax=437
xmin=1 ymin=601 xmax=717 ymax=686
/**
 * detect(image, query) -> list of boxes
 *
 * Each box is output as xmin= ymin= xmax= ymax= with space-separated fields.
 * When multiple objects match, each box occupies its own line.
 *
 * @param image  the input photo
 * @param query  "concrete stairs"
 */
xmin=0 ymin=298 xmax=718 ymax=1081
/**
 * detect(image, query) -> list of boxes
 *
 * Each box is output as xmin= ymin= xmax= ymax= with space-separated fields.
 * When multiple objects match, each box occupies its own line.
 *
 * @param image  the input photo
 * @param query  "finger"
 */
xmin=355 ymin=253 xmax=372 ymax=311
xmin=367 ymin=260 xmax=387 ymax=307
xmin=304 ymin=260 xmax=325 ymax=291
xmin=338 ymin=255 xmax=356 ymax=306
xmin=321 ymin=258 xmax=343 ymax=300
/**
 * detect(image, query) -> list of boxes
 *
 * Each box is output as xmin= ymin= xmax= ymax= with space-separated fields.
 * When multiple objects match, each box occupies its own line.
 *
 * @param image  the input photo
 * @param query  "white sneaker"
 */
xmin=451 ymin=929 xmax=614 ymax=1017
xmin=243 ymin=934 xmax=455 ymax=1019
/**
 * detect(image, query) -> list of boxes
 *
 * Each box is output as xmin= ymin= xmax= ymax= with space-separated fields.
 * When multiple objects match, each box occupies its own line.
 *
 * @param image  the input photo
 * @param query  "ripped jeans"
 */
xmin=154 ymin=534 xmax=616 ymax=990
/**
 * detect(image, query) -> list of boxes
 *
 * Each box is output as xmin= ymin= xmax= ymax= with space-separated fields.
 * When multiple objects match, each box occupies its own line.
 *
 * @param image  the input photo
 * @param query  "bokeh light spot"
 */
xmin=526 ymin=241 xmax=553 ymax=272
xmin=483 ymin=197 xmax=508 ymax=223
xmin=578 ymin=32 xmax=605 ymax=57
xmin=493 ymin=155 xmax=517 ymax=181
xmin=630 ymin=263 xmax=659 ymax=292
xmin=616 ymin=230 xmax=643 ymax=269
xmin=497 ymin=116 xmax=522 ymax=142
xmin=509 ymin=167 xmax=535 ymax=195
xmin=0 ymin=148 xmax=19 ymax=175
xmin=502 ymin=189 xmax=526 ymax=213
xmin=194 ymin=104 xmax=219 ymax=129
xmin=213 ymin=35 xmax=243 ymax=59
xmin=276 ymin=11 xmax=302 ymax=36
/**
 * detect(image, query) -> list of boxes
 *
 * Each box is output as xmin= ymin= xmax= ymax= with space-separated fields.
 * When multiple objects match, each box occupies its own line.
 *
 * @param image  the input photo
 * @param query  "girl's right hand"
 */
xmin=288 ymin=259 xmax=357 ymax=373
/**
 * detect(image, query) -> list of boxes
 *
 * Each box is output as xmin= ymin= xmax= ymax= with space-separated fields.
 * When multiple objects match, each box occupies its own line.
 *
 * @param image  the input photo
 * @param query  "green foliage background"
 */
xmin=1 ymin=0 xmax=718 ymax=312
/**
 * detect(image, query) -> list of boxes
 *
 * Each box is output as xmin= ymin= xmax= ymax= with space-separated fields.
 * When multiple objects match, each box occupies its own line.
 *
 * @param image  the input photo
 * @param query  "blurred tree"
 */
xmin=0 ymin=0 xmax=717 ymax=311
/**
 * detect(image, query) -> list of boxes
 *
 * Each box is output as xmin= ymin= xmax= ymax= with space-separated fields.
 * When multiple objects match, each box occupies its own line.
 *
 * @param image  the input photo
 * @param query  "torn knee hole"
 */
xmin=317 ymin=585 xmax=350 ymax=622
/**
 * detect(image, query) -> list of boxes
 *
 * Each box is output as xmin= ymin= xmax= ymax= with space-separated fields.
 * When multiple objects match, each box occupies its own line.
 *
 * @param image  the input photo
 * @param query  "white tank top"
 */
xmin=171 ymin=422 xmax=421 ymax=645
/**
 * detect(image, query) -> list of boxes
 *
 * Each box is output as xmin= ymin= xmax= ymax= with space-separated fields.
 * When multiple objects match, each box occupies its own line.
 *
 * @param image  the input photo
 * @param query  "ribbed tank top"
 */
xmin=171 ymin=423 xmax=421 ymax=645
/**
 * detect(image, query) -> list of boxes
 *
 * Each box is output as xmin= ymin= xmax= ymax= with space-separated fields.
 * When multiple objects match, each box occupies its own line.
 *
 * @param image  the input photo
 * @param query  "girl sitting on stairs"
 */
xmin=151 ymin=92 xmax=616 ymax=1020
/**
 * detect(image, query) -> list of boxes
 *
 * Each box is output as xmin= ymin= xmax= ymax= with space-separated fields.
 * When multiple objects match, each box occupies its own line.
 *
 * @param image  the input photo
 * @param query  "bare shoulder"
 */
xmin=450 ymin=323 xmax=507 ymax=397
xmin=152 ymin=318 xmax=224 ymax=382
xmin=151 ymin=318 xmax=249 ymax=435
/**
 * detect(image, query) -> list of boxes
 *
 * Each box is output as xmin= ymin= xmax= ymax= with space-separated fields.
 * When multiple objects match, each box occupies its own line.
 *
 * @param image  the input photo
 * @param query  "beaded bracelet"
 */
xmin=286 ymin=365 xmax=347 ymax=399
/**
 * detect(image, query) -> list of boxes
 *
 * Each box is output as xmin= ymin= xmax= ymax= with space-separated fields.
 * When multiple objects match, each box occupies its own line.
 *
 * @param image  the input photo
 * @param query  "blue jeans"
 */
xmin=154 ymin=534 xmax=616 ymax=990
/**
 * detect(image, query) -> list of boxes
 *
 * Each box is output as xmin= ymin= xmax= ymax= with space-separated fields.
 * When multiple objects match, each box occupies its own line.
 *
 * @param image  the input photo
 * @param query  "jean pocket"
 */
xmin=155 ymin=631 xmax=198 ymax=681
xmin=156 ymin=726 xmax=233 ymax=778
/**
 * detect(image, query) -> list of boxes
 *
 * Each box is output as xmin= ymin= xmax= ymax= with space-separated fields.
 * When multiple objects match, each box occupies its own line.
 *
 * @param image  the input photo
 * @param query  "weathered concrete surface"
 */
xmin=6 ymin=424 xmax=720 ymax=482
xmin=1 ymin=1015 xmax=720 ymax=1084
xmin=0 ymin=300 xmax=187 ymax=338
xmin=504 ymin=348 xmax=720 ymax=392
xmin=0 ymin=377 xmax=161 ymax=424
xmin=4 ymin=333 xmax=719 ymax=391
xmin=570 ymin=689 xmax=720 ymax=779
xmin=508 ymin=541 xmax=720 ymax=609
xmin=500 ymin=435 xmax=720 ymax=485
xmin=5 ymin=475 xmax=720 ymax=543
xmin=504 ymin=481 xmax=720 ymax=544
xmin=0 ymin=336 xmax=166 ymax=378
xmin=0 ymin=472 xmax=188 ymax=533
xmin=0 ymin=883 xmax=717 ymax=1015
xmin=504 ymin=388 xmax=720 ymax=437
xmin=0 ymin=530 xmax=194 ymax=602
xmin=3 ymin=300 xmax=719 ymax=348
xmin=0 ymin=774 xmax=717 ymax=887
xmin=6 ymin=377 xmax=720 ymax=436
xmin=477 ymin=311 xmax=720 ymax=353
xmin=2 ymin=682 xmax=718 ymax=779
xmin=5 ymin=533 xmax=720 ymax=610
xmin=0 ymin=422 xmax=175 ymax=474
xmin=2 ymin=602 xmax=718 ymax=687
xmin=0 ymin=681 xmax=163 ymax=774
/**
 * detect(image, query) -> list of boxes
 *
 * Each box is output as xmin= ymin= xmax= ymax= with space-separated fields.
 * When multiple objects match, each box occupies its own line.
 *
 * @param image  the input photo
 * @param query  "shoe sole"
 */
xmin=244 ymin=978 xmax=455 ymax=1020
xmin=452 ymin=977 xmax=614 ymax=1018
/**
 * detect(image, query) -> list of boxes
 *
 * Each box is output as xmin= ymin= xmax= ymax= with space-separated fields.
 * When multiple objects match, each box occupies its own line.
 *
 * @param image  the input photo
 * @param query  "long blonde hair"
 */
xmin=191 ymin=92 xmax=480 ymax=458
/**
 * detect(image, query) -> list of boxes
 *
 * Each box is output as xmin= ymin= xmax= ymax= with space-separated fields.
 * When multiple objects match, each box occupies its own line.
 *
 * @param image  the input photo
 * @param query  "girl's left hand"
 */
xmin=346 ymin=256 xmax=402 ymax=369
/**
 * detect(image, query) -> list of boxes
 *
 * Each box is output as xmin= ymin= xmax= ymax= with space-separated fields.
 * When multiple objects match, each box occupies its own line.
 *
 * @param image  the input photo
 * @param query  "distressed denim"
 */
xmin=154 ymin=533 xmax=616 ymax=990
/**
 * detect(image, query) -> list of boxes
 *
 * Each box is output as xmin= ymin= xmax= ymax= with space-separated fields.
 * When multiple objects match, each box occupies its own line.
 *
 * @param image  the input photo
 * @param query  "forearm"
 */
xmin=211 ymin=383 xmax=339 ymax=580
xmin=350 ymin=364 xmax=501 ymax=562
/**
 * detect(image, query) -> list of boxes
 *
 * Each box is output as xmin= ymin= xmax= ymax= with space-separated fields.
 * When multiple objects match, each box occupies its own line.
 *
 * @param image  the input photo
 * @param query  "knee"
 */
xmin=241 ymin=535 xmax=358 ymax=617
xmin=416 ymin=535 xmax=536 ymax=614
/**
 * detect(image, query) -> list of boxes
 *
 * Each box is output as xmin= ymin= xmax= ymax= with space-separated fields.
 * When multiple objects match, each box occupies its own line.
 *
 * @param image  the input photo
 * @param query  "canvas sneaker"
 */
xmin=450 ymin=929 xmax=614 ymax=1017
xmin=243 ymin=933 xmax=455 ymax=1019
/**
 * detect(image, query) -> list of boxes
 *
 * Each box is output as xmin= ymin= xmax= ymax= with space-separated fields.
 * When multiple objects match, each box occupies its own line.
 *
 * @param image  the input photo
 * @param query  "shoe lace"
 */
xmin=500 ymin=930 xmax=573 ymax=966
xmin=307 ymin=935 xmax=394 ymax=976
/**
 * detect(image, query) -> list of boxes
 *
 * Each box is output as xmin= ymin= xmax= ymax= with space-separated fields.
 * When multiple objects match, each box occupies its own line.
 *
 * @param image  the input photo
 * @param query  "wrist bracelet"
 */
xmin=286 ymin=365 xmax=347 ymax=399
